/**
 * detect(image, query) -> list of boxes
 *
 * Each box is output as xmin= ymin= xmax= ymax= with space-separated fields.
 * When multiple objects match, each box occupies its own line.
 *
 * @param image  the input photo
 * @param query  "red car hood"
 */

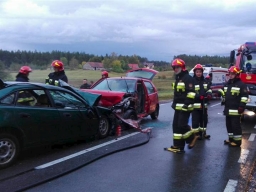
xmin=80 ymin=89 xmax=126 ymax=107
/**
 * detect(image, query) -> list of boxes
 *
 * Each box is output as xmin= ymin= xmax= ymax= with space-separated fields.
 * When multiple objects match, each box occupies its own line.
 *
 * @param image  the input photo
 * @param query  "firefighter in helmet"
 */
xmin=15 ymin=66 xmax=32 ymax=82
xmin=46 ymin=60 xmax=68 ymax=86
xmin=165 ymin=58 xmax=198 ymax=154
xmin=218 ymin=66 xmax=248 ymax=147
xmin=191 ymin=64 xmax=212 ymax=140
xmin=101 ymin=71 xmax=109 ymax=79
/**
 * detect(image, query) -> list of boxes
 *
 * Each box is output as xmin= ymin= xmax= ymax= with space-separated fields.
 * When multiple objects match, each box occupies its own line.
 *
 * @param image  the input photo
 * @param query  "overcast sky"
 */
xmin=1 ymin=0 xmax=256 ymax=62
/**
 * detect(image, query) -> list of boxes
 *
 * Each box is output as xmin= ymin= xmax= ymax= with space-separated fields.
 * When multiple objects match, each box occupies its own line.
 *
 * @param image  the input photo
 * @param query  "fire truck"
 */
xmin=229 ymin=42 xmax=256 ymax=114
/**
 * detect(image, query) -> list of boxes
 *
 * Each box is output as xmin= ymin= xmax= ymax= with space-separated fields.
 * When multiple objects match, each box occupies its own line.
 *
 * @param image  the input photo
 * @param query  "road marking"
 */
xmin=210 ymin=103 xmax=221 ymax=107
xmin=238 ymin=149 xmax=249 ymax=164
xmin=248 ymin=133 xmax=256 ymax=141
xmin=224 ymin=179 xmax=238 ymax=192
xmin=217 ymin=113 xmax=222 ymax=115
xmin=35 ymin=132 xmax=140 ymax=169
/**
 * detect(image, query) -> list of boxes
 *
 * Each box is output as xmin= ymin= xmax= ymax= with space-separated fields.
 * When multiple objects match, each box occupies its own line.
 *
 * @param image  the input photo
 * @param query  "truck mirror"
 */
xmin=247 ymin=55 xmax=252 ymax=60
xmin=229 ymin=50 xmax=235 ymax=64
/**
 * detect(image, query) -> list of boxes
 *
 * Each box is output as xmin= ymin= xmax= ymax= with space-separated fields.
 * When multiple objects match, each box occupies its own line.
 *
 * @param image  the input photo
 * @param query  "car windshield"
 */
xmin=92 ymin=79 xmax=137 ymax=92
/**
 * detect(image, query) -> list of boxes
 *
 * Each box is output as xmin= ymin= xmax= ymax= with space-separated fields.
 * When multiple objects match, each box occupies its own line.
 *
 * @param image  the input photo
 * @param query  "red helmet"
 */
xmin=19 ymin=66 xmax=32 ymax=75
xmin=101 ymin=71 xmax=108 ymax=78
xmin=228 ymin=66 xmax=241 ymax=75
xmin=51 ymin=60 xmax=64 ymax=71
xmin=205 ymin=75 xmax=210 ymax=79
xmin=193 ymin=64 xmax=204 ymax=72
xmin=171 ymin=58 xmax=185 ymax=70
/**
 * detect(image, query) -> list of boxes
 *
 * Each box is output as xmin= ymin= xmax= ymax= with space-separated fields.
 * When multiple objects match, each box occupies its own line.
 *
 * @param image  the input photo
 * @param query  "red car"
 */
xmin=81 ymin=68 xmax=159 ymax=120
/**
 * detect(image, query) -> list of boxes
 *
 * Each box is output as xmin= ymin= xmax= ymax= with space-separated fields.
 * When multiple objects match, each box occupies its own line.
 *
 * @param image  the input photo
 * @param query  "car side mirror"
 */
xmin=229 ymin=50 xmax=235 ymax=64
xmin=55 ymin=101 xmax=65 ymax=108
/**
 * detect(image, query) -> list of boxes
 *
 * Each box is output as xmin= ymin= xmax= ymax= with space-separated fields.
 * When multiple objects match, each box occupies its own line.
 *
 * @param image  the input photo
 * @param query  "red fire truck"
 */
xmin=229 ymin=42 xmax=256 ymax=114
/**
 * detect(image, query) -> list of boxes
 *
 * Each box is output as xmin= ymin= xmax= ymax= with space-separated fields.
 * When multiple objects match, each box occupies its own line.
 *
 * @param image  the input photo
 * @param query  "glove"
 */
xmin=238 ymin=107 xmax=245 ymax=114
xmin=199 ymin=95 xmax=204 ymax=100
xmin=221 ymin=97 xmax=225 ymax=106
xmin=181 ymin=104 xmax=188 ymax=111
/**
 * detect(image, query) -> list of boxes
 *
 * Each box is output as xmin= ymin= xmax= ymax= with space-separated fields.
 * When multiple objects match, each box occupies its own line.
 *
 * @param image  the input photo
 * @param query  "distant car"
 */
xmin=81 ymin=68 xmax=160 ymax=121
xmin=0 ymin=80 xmax=112 ymax=169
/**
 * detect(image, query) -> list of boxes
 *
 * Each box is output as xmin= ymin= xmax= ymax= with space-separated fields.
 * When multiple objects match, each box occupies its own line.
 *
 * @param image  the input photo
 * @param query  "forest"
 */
xmin=0 ymin=49 xmax=230 ymax=80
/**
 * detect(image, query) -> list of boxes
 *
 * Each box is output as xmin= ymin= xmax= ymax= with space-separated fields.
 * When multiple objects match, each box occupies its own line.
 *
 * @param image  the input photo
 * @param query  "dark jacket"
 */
xmin=193 ymin=75 xmax=212 ymax=110
xmin=46 ymin=70 xmax=68 ymax=85
xmin=15 ymin=73 xmax=29 ymax=82
xmin=171 ymin=70 xmax=196 ymax=111
xmin=80 ymin=83 xmax=91 ymax=89
xmin=222 ymin=78 xmax=248 ymax=116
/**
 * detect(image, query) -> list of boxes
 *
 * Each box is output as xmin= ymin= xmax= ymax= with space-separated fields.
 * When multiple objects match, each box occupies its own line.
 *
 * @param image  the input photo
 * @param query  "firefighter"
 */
xmin=218 ymin=66 xmax=248 ymax=147
xmin=15 ymin=66 xmax=32 ymax=82
xmin=101 ymin=71 xmax=109 ymax=78
xmin=46 ymin=60 xmax=68 ymax=86
xmin=191 ymin=64 xmax=212 ymax=140
xmin=165 ymin=58 xmax=198 ymax=154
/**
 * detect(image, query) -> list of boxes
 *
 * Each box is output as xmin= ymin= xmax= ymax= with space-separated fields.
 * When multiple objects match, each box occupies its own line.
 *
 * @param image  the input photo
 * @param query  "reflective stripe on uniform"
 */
xmin=206 ymin=89 xmax=212 ymax=93
xmin=182 ymin=130 xmax=194 ymax=139
xmin=177 ymin=82 xmax=185 ymax=92
xmin=172 ymin=83 xmax=175 ymax=89
xmin=224 ymin=87 xmax=227 ymax=93
xmin=233 ymin=135 xmax=242 ymax=141
xmin=241 ymin=97 xmax=248 ymax=103
xmin=229 ymin=109 xmax=239 ymax=115
xmin=228 ymin=133 xmax=234 ymax=139
xmin=175 ymin=103 xmax=193 ymax=111
xmin=187 ymin=92 xmax=196 ymax=99
xmin=194 ymin=103 xmax=201 ymax=109
xmin=218 ymin=89 xmax=225 ymax=96
xmin=195 ymin=85 xmax=200 ymax=91
xmin=231 ymin=87 xmax=240 ymax=95
xmin=203 ymin=84 xmax=207 ymax=89
xmin=199 ymin=127 xmax=206 ymax=131
xmin=173 ymin=133 xmax=183 ymax=140
xmin=191 ymin=128 xmax=200 ymax=133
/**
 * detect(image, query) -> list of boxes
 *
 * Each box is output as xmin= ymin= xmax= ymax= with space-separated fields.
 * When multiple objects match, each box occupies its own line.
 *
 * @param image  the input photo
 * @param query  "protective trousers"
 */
xmin=172 ymin=110 xmax=194 ymax=150
xmin=192 ymin=109 xmax=208 ymax=137
xmin=225 ymin=116 xmax=242 ymax=145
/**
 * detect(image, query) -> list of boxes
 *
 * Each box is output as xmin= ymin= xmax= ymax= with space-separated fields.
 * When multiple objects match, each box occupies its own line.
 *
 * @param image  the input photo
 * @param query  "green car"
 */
xmin=0 ymin=80 xmax=112 ymax=169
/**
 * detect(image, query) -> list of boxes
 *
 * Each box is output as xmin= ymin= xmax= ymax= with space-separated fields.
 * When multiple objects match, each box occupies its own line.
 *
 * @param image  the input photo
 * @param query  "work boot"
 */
xmin=164 ymin=146 xmax=185 ymax=154
xmin=224 ymin=138 xmax=233 ymax=145
xmin=229 ymin=142 xmax=240 ymax=147
xmin=204 ymin=134 xmax=211 ymax=139
xmin=188 ymin=135 xmax=200 ymax=149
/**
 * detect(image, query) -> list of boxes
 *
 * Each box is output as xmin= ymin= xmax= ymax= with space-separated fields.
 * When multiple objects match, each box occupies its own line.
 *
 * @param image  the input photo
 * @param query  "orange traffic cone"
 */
xmin=116 ymin=125 xmax=121 ymax=137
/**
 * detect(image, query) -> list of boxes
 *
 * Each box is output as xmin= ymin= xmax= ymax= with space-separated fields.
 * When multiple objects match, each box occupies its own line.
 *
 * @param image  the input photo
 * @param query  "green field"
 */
xmin=10 ymin=69 xmax=174 ymax=101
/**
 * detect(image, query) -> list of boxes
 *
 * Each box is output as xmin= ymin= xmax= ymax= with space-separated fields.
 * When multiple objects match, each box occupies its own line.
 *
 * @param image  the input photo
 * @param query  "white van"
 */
xmin=189 ymin=66 xmax=229 ymax=98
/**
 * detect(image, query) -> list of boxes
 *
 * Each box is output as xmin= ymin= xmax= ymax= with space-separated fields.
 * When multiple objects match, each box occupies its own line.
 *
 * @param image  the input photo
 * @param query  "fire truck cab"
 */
xmin=229 ymin=42 xmax=256 ymax=113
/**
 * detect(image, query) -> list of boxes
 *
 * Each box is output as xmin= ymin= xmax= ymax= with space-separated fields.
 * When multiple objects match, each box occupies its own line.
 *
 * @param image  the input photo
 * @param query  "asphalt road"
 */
xmin=0 ymin=100 xmax=256 ymax=192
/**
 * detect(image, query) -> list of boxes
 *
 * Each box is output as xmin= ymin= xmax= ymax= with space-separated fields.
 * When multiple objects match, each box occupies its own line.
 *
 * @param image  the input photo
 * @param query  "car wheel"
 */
xmin=98 ymin=115 xmax=110 ymax=139
xmin=0 ymin=134 xmax=20 ymax=169
xmin=122 ymin=109 xmax=138 ymax=130
xmin=150 ymin=104 xmax=159 ymax=120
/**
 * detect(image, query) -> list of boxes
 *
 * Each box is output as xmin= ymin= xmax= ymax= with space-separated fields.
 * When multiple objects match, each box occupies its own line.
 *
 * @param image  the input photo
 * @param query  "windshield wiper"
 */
xmin=106 ymin=79 xmax=112 ymax=91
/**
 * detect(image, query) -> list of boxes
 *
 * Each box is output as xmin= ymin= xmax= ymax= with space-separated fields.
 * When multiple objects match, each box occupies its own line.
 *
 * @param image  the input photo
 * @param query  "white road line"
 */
xmin=210 ymin=103 xmax=221 ymax=107
xmin=238 ymin=149 xmax=250 ymax=164
xmin=248 ymin=133 xmax=256 ymax=141
xmin=35 ymin=132 xmax=140 ymax=169
xmin=223 ymin=179 xmax=238 ymax=192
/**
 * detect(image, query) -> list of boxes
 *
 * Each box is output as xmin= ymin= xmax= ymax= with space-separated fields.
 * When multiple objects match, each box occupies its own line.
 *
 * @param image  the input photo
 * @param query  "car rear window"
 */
xmin=92 ymin=79 xmax=136 ymax=92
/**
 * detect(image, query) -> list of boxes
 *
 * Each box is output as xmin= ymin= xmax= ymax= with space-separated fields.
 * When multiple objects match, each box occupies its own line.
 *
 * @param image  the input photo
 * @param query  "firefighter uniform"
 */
xmin=46 ymin=60 xmax=68 ymax=86
xmin=169 ymin=59 xmax=197 ymax=153
xmin=192 ymin=65 xmax=212 ymax=139
xmin=218 ymin=66 xmax=248 ymax=147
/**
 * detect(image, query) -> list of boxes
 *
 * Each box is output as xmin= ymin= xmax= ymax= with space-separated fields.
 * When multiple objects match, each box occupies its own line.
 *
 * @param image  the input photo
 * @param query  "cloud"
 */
xmin=0 ymin=0 xmax=256 ymax=61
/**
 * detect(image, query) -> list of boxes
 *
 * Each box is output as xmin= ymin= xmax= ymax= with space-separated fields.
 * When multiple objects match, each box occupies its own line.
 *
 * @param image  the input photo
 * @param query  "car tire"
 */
xmin=122 ymin=109 xmax=138 ymax=130
xmin=150 ymin=104 xmax=159 ymax=120
xmin=0 ymin=133 xmax=20 ymax=169
xmin=98 ymin=115 xmax=110 ymax=139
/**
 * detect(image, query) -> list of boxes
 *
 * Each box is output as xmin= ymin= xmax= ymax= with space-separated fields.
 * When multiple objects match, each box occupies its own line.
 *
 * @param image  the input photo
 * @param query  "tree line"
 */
xmin=0 ymin=49 xmax=230 ymax=80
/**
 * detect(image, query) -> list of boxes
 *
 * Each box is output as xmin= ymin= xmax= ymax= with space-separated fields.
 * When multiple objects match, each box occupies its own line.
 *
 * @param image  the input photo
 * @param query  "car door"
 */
xmin=143 ymin=81 xmax=158 ymax=114
xmin=49 ymin=90 xmax=98 ymax=141
xmin=12 ymin=89 xmax=61 ymax=147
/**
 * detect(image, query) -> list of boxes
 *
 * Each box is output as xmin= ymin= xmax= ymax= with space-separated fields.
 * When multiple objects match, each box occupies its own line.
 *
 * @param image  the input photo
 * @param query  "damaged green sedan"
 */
xmin=0 ymin=80 xmax=112 ymax=169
